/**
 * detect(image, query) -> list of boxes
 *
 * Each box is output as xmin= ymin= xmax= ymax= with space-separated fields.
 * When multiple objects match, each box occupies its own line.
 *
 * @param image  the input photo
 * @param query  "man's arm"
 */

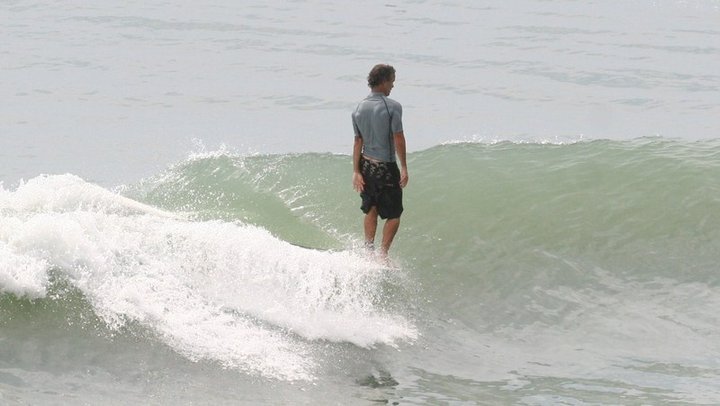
xmin=394 ymin=131 xmax=408 ymax=188
xmin=353 ymin=135 xmax=365 ymax=192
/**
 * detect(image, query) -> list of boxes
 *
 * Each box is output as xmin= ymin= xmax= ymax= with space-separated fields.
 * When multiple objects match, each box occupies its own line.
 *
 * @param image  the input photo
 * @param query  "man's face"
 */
xmin=382 ymin=75 xmax=395 ymax=96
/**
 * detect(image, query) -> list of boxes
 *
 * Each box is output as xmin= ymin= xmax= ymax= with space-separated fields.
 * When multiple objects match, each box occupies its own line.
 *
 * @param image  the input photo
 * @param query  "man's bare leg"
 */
xmin=364 ymin=206 xmax=379 ymax=249
xmin=380 ymin=218 xmax=400 ymax=259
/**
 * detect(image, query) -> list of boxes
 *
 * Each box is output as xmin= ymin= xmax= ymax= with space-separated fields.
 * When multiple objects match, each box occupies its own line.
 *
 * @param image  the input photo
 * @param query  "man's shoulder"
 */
xmin=386 ymin=97 xmax=403 ymax=112
xmin=356 ymin=96 xmax=376 ymax=108
xmin=352 ymin=99 xmax=368 ymax=115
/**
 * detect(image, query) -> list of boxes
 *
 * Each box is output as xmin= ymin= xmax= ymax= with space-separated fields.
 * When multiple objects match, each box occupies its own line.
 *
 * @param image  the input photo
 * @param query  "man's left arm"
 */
xmin=394 ymin=132 xmax=408 ymax=188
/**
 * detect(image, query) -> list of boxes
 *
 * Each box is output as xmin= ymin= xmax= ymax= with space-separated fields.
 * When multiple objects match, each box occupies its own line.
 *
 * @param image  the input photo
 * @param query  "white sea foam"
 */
xmin=440 ymin=133 xmax=590 ymax=146
xmin=0 ymin=241 xmax=49 ymax=299
xmin=0 ymin=174 xmax=416 ymax=380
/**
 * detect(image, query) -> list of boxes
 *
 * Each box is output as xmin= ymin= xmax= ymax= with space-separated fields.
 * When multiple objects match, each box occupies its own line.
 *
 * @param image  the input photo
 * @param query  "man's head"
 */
xmin=367 ymin=64 xmax=396 ymax=96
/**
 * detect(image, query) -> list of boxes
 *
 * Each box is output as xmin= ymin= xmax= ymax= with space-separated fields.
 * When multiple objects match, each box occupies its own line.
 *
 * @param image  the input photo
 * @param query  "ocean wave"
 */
xmin=0 ymin=174 xmax=417 ymax=381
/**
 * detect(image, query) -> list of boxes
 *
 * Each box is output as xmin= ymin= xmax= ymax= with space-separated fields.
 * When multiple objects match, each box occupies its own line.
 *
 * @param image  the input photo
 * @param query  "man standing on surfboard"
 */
xmin=351 ymin=64 xmax=409 ymax=259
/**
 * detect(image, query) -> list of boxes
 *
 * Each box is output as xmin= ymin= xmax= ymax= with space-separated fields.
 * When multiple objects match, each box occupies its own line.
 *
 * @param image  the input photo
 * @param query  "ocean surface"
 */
xmin=2 ymin=1 xmax=720 ymax=405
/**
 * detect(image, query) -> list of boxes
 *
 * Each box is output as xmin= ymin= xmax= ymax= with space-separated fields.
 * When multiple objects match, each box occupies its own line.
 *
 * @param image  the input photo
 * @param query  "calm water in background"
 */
xmin=2 ymin=1 xmax=720 ymax=405
xmin=3 ymin=0 xmax=719 ymax=186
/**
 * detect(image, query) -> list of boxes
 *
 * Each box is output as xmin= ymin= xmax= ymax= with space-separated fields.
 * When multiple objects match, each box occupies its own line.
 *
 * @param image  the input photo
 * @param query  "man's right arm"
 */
xmin=353 ymin=135 xmax=364 ymax=193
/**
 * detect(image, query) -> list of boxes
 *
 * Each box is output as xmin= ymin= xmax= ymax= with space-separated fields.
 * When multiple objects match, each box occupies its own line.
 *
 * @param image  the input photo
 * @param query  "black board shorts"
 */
xmin=359 ymin=157 xmax=403 ymax=220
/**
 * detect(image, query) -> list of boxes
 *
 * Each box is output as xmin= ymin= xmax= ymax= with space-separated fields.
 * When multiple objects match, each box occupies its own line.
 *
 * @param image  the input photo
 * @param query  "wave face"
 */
xmin=3 ymin=137 xmax=720 ymax=399
xmin=407 ymin=137 xmax=720 ymax=297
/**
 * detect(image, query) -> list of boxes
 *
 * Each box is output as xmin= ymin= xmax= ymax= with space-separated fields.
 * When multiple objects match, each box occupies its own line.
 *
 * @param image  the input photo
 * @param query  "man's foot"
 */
xmin=364 ymin=241 xmax=375 ymax=252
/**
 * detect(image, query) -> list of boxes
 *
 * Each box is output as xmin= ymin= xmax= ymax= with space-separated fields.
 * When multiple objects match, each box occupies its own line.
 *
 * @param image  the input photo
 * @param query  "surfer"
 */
xmin=351 ymin=64 xmax=409 ymax=259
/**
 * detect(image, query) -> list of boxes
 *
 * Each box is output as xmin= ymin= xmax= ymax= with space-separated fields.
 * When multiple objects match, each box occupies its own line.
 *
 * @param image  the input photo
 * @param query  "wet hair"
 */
xmin=367 ymin=64 xmax=396 ymax=88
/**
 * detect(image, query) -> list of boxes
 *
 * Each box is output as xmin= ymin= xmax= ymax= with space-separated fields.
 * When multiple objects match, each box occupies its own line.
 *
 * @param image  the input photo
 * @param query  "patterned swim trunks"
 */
xmin=359 ymin=156 xmax=403 ymax=219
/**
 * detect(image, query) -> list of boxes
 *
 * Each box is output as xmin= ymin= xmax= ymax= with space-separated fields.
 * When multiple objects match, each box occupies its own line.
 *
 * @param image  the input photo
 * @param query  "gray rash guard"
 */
xmin=352 ymin=92 xmax=403 ymax=163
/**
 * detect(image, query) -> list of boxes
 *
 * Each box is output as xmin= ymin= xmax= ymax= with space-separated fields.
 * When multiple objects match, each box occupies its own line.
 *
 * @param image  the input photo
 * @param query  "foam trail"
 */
xmin=0 ymin=174 xmax=416 ymax=380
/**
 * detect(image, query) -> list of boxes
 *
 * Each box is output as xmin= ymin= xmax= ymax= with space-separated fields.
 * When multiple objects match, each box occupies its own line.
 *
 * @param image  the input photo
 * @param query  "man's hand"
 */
xmin=353 ymin=172 xmax=365 ymax=193
xmin=399 ymin=168 xmax=409 ymax=188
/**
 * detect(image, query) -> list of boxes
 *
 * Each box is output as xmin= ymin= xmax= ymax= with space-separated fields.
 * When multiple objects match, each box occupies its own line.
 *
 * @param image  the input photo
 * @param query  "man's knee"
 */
xmin=365 ymin=207 xmax=379 ymax=227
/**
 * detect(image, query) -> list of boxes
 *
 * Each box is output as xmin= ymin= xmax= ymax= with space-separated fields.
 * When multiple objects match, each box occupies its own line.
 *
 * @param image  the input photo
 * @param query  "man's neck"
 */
xmin=371 ymin=86 xmax=387 ymax=96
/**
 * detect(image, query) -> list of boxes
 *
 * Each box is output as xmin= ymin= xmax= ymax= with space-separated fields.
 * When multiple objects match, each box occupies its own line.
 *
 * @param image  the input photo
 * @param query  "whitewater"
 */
xmin=1 ymin=172 xmax=417 ymax=380
xmin=3 ymin=0 xmax=720 ymax=404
